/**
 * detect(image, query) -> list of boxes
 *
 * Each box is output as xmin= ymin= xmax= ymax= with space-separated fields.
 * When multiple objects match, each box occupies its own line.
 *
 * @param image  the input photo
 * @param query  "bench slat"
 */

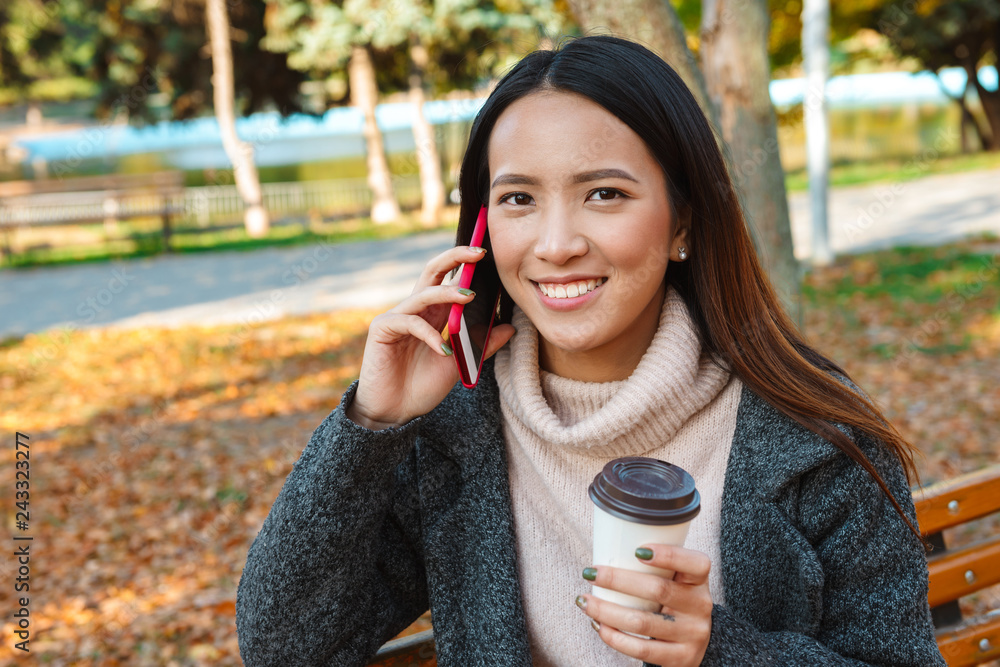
xmin=936 ymin=612 xmax=1000 ymax=667
xmin=927 ymin=537 xmax=1000 ymax=608
xmin=914 ymin=465 xmax=1000 ymax=536
xmin=369 ymin=629 xmax=435 ymax=666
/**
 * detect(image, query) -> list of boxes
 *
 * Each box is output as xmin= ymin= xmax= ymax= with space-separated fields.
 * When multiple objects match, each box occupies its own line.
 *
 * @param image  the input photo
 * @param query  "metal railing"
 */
xmin=0 ymin=175 xmax=426 ymax=228
xmin=185 ymin=176 xmax=424 ymax=226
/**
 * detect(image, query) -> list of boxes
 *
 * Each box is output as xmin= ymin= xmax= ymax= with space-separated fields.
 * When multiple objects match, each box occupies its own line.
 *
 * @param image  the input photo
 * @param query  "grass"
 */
xmin=784 ymin=149 xmax=1000 ymax=192
xmin=802 ymin=239 xmax=1000 ymax=304
xmin=1 ymin=208 xmax=460 ymax=269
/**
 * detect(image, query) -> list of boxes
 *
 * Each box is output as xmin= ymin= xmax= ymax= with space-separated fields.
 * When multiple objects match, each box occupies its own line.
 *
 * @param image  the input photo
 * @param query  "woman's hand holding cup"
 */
xmin=575 ymin=544 xmax=713 ymax=666
xmin=346 ymin=245 xmax=516 ymax=430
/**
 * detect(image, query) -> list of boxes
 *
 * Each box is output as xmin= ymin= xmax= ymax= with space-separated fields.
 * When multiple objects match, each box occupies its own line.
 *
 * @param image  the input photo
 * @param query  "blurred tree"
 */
xmin=207 ymin=0 xmax=270 ymax=237
xmin=262 ymin=0 xmax=569 ymax=224
xmin=2 ymin=0 xmax=308 ymax=123
xmin=3 ymin=0 xmax=306 ymax=235
xmin=877 ymin=0 xmax=1000 ymax=152
xmin=80 ymin=0 xmax=308 ymax=123
xmin=0 ymin=0 xmax=93 ymax=120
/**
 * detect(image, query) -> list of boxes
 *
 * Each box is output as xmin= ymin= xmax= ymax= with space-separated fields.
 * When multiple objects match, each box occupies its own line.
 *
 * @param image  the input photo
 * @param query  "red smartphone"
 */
xmin=447 ymin=206 xmax=502 ymax=388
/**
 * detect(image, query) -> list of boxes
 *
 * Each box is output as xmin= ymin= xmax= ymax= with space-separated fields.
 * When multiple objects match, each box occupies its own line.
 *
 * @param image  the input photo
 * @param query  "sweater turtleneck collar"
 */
xmin=493 ymin=287 xmax=732 ymax=458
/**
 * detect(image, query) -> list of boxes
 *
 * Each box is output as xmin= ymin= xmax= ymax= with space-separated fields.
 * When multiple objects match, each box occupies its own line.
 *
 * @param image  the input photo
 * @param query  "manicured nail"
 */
xmin=575 ymin=595 xmax=587 ymax=610
xmin=590 ymin=619 xmax=600 ymax=632
xmin=469 ymin=246 xmax=487 ymax=253
xmin=441 ymin=342 xmax=453 ymax=356
xmin=582 ymin=567 xmax=597 ymax=581
xmin=458 ymin=288 xmax=475 ymax=297
xmin=635 ymin=547 xmax=654 ymax=561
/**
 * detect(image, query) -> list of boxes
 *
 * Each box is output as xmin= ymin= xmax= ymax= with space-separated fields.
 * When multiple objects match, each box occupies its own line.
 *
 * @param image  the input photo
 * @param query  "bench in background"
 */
xmin=369 ymin=464 xmax=1000 ymax=667
xmin=0 ymin=171 xmax=185 ymax=257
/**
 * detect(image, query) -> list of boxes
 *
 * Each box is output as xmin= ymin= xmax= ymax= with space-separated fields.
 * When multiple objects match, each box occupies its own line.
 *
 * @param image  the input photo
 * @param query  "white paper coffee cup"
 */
xmin=589 ymin=457 xmax=700 ymax=612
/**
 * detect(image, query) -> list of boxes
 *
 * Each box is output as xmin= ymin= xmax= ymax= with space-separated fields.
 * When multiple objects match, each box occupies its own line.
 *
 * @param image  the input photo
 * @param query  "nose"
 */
xmin=533 ymin=206 xmax=589 ymax=265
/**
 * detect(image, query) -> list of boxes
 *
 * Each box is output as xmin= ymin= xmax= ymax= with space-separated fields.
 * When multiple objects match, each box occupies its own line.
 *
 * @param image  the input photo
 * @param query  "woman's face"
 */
xmin=486 ymin=90 xmax=689 ymax=382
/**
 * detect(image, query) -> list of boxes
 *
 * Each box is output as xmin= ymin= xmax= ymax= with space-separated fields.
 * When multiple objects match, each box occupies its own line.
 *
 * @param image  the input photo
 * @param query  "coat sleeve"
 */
xmin=236 ymin=381 xmax=429 ymax=666
xmin=700 ymin=429 xmax=946 ymax=667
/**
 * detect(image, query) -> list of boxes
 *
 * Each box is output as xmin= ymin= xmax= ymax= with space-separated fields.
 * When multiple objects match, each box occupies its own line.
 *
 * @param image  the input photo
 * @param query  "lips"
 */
xmin=534 ymin=277 xmax=607 ymax=299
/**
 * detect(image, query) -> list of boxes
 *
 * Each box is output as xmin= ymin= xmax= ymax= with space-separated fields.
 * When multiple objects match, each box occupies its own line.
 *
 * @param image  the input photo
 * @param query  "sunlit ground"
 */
xmin=1 ymin=240 xmax=998 ymax=665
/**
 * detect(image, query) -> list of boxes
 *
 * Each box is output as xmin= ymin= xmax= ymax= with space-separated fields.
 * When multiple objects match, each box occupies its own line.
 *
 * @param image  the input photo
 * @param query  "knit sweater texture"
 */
xmin=236 ymin=360 xmax=946 ymax=667
xmin=494 ymin=289 xmax=741 ymax=664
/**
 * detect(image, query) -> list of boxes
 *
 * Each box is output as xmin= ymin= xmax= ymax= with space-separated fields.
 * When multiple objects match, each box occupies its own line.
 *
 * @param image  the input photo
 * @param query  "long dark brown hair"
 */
xmin=455 ymin=35 xmax=923 ymax=540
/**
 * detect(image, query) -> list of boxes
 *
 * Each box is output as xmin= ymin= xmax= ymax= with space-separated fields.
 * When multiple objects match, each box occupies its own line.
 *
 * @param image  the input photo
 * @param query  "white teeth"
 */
xmin=539 ymin=277 xmax=606 ymax=299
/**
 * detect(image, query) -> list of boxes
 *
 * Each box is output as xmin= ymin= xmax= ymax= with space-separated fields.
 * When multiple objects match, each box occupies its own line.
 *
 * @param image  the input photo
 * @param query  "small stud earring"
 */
xmin=677 ymin=246 xmax=688 ymax=261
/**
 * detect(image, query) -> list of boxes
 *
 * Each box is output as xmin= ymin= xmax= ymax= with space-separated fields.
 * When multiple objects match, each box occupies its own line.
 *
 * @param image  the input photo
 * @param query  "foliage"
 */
xmin=0 ymin=0 xmax=89 ymax=100
xmin=876 ymin=0 xmax=999 ymax=73
xmin=875 ymin=0 xmax=1000 ymax=150
xmin=670 ymin=0 xmax=947 ymax=75
xmin=1 ymin=0 xmax=309 ymax=122
xmin=261 ymin=0 xmax=575 ymax=101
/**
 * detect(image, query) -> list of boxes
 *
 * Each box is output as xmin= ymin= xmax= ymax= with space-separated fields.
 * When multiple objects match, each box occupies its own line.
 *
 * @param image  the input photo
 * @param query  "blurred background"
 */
xmin=0 ymin=0 xmax=998 ymax=664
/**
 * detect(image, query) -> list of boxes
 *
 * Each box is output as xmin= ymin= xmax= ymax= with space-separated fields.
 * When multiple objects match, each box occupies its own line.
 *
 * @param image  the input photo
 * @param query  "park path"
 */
xmin=1 ymin=167 xmax=998 ymax=339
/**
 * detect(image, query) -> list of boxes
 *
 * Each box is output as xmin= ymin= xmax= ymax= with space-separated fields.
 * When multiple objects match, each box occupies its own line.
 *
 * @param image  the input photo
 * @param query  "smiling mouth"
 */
xmin=534 ymin=277 xmax=608 ymax=299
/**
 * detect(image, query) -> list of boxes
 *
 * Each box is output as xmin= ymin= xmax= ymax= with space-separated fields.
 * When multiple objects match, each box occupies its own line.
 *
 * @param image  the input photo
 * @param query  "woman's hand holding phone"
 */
xmin=346 ymin=245 xmax=516 ymax=430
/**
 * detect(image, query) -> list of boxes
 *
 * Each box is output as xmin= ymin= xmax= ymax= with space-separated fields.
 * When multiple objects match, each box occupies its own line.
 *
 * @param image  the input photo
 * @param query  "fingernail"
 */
xmin=575 ymin=595 xmax=587 ymax=610
xmin=590 ymin=619 xmax=600 ymax=632
xmin=458 ymin=288 xmax=475 ymax=297
xmin=469 ymin=246 xmax=487 ymax=253
xmin=582 ymin=567 xmax=597 ymax=581
xmin=441 ymin=342 xmax=453 ymax=356
xmin=635 ymin=547 xmax=654 ymax=561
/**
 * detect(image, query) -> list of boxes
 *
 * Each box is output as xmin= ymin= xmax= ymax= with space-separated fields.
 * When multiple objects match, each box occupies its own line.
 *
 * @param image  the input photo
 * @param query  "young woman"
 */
xmin=236 ymin=35 xmax=945 ymax=666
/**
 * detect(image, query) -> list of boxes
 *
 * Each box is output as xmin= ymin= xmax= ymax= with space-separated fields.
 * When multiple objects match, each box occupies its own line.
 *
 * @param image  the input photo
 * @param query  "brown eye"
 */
xmin=588 ymin=188 xmax=623 ymax=201
xmin=499 ymin=192 xmax=534 ymax=206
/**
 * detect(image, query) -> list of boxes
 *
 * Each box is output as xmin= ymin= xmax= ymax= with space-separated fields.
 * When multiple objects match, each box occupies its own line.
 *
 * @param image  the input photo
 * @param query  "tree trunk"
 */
xmin=409 ymin=37 xmax=446 ymax=227
xmin=563 ymin=0 xmax=718 ymax=129
xmin=206 ymin=0 xmax=269 ymax=237
xmin=801 ymin=0 xmax=832 ymax=267
xmin=954 ymin=77 xmax=988 ymax=153
xmin=701 ymin=0 xmax=800 ymax=321
xmin=350 ymin=44 xmax=400 ymax=224
xmin=966 ymin=62 xmax=1000 ymax=151
xmin=26 ymin=102 xmax=43 ymax=127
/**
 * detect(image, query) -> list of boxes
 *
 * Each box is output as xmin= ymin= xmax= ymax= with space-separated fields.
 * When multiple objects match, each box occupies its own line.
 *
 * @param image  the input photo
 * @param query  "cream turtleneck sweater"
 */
xmin=493 ymin=288 xmax=743 ymax=666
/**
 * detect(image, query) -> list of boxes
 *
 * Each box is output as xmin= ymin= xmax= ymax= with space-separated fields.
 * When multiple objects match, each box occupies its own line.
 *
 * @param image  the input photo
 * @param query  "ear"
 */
xmin=670 ymin=206 xmax=692 ymax=261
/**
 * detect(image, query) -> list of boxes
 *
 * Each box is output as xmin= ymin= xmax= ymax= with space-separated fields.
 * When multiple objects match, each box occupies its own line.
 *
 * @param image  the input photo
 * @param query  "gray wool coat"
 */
xmin=235 ymin=359 xmax=946 ymax=666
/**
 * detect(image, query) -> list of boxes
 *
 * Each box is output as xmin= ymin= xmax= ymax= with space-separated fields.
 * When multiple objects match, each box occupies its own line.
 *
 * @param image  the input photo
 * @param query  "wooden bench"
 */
xmin=368 ymin=464 xmax=1000 ymax=667
xmin=0 ymin=171 xmax=185 ymax=256
xmin=916 ymin=464 xmax=1000 ymax=667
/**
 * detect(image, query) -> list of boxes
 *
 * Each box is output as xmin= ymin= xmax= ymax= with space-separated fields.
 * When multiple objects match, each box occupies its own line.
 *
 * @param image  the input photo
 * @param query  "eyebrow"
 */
xmin=490 ymin=168 xmax=639 ymax=190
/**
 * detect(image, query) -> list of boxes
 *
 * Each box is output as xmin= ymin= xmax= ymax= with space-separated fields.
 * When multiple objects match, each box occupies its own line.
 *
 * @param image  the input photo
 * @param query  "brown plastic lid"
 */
xmin=588 ymin=457 xmax=701 ymax=525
